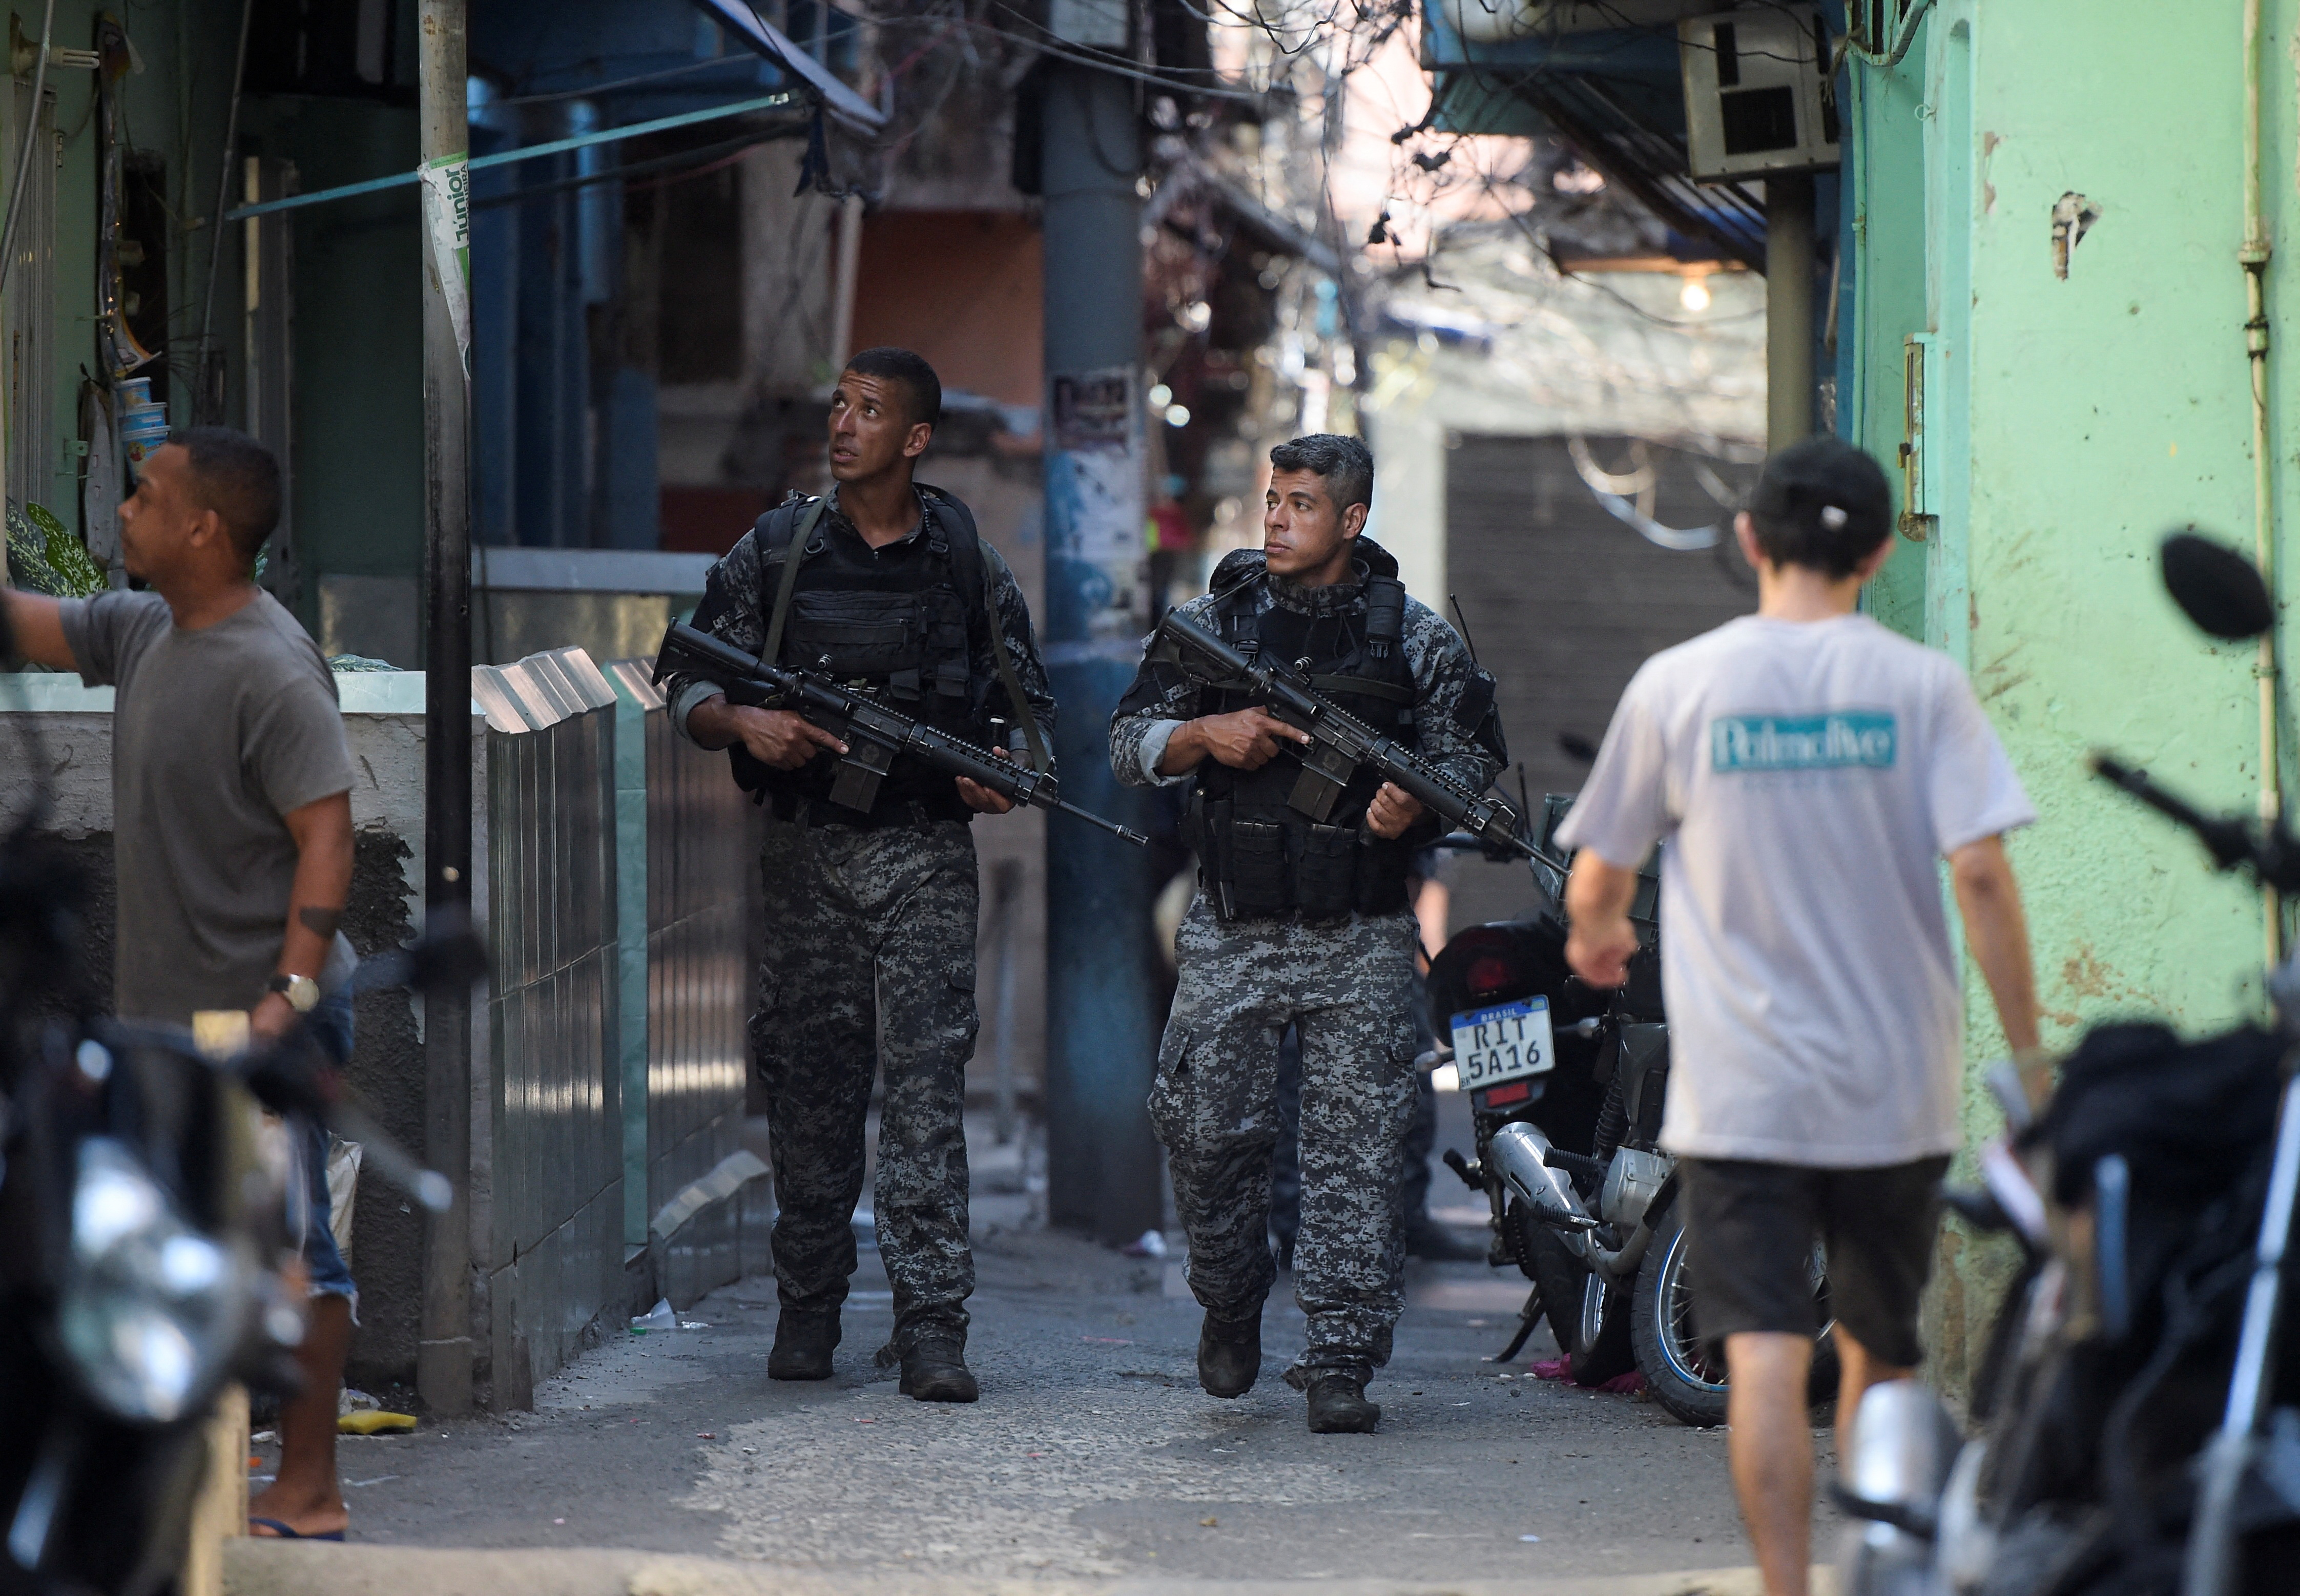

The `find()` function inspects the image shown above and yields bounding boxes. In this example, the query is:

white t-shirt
[1554,613,2035,1167]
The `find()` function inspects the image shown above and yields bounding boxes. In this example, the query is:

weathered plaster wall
[1846,0,2299,1388]
[3,673,490,1390]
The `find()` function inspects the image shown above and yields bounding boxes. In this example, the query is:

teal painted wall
[2,3,423,634]
[1846,0,2296,1384]
[242,97,425,598]
[14,1,243,519]
[1842,12,1932,641]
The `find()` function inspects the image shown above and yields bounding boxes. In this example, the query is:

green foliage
[5,502,106,598]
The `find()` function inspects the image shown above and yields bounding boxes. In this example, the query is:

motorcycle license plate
[1449,997,1556,1090]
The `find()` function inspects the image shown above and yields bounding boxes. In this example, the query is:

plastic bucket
[121,403,169,467]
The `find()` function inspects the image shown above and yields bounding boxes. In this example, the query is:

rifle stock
[653,620,1147,846]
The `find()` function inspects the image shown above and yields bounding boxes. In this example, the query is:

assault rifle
[653,619,1148,845]
[1158,609,1553,865]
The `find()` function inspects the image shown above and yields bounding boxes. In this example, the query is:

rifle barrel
[1055,800,1150,846]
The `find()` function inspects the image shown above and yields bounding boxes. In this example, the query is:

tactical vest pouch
[1229,821,1291,918]
[1353,835,1412,917]
[784,590,918,676]
[1294,824,1360,920]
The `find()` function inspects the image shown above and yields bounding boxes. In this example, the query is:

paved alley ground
[259,1110,1833,1588]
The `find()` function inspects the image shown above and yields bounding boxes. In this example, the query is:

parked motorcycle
[1838,532,2300,1596]
[0,626,473,1595]
[1424,794,1835,1424]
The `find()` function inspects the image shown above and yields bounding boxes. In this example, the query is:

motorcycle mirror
[1558,732,1598,766]
[2163,531,2274,640]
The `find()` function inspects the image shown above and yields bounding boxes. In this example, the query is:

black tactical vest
[1183,544,1422,920]
[732,490,993,825]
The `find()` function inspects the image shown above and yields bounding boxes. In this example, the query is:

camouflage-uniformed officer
[1110,433,1505,1433]
[665,347,1055,1403]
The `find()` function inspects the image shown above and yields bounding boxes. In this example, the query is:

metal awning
[1419,13,1766,272]
[687,0,886,130]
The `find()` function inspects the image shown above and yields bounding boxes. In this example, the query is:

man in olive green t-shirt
[4,428,359,1541]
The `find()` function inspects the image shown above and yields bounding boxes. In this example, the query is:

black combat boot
[1198,1309,1262,1398]
[1403,1215,1487,1262]
[899,1335,980,1403]
[1304,1372,1380,1434]
[768,1309,840,1381]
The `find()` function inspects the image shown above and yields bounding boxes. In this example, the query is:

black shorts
[1678,1154,1951,1370]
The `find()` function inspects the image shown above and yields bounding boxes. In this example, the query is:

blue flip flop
[248,1517,346,1542]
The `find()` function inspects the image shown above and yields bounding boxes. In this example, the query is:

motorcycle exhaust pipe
[1487,1122,1596,1260]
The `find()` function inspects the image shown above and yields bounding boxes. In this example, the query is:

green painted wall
[1846,0,2297,1385]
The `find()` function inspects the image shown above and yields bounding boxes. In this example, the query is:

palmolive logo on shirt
[1709,711,1898,773]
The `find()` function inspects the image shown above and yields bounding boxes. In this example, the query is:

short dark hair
[1747,436,1893,578]
[843,346,941,428]
[1268,433,1374,514]
[173,426,281,562]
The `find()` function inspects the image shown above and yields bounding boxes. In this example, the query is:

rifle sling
[760,495,830,674]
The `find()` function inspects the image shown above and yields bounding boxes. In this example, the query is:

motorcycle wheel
[1631,1201,1839,1427]
[1518,1207,1635,1385]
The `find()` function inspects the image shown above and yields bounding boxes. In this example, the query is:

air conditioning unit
[1679,9,1839,181]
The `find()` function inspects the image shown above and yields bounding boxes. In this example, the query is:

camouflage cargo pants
[752,814,979,1356]
[1150,895,1420,1380]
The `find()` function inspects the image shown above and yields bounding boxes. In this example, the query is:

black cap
[1751,436,1892,546]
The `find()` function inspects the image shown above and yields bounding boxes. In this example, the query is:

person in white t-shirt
[1556,437,2041,1596]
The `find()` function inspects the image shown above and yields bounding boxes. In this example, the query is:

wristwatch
[267,972,322,1013]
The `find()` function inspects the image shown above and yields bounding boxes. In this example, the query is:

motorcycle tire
[1631,1200,1840,1427]
[1517,1206,1635,1386]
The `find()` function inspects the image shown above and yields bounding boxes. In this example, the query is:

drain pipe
[2243,0,2281,967]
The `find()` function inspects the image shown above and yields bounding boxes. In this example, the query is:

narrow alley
[240,1124,1788,1589]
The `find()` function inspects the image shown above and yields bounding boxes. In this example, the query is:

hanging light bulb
[1680,273,1712,313]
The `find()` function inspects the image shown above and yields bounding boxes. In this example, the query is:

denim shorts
[292,990,358,1309]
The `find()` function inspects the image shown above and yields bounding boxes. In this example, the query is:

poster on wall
[1045,366,1145,651]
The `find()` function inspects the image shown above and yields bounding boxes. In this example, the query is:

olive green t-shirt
[60,588,356,1026]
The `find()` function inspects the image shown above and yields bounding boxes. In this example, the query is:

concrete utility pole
[1040,62,1164,1246]
[417,0,474,1416]
[1765,172,1816,452]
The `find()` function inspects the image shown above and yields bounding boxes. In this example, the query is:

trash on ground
[1200,1516,1219,1527]
[1121,1229,1168,1258]
[250,1429,277,1444]
[1520,1534,1541,1543]
[338,1410,418,1436]
[339,1388,381,1414]
[696,1432,717,1439]
[678,1320,711,1330]
[1529,1357,1571,1381]
[1596,1371,1646,1396]
[630,1298,676,1332]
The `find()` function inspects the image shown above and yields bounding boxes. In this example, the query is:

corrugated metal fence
[468,650,625,1406]
[466,648,760,1407]
[604,661,764,1307]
